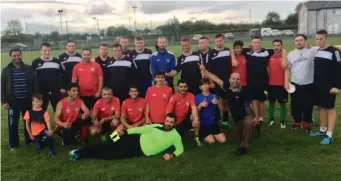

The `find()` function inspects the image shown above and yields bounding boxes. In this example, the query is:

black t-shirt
[223,83,253,122]
[130,48,153,81]
[94,56,111,72]
[242,48,274,87]
[31,57,62,92]
[58,53,82,89]
[314,46,341,90]
[175,52,202,89]
[207,48,232,82]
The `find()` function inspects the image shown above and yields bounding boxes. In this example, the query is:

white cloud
[1,0,299,33]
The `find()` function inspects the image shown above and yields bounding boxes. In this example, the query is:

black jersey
[130,48,153,81]
[175,52,202,94]
[31,57,62,92]
[223,83,253,122]
[314,46,341,89]
[198,49,212,66]
[242,48,274,87]
[58,53,82,89]
[94,56,111,72]
[123,49,133,58]
[104,56,138,101]
[208,48,232,82]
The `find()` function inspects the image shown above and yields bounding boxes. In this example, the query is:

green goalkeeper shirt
[127,124,184,157]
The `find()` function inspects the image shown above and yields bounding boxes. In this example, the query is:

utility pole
[97,18,99,33]
[132,6,137,33]
[128,17,131,30]
[249,9,251,33]
[58,9,63,49]
[92,17,96,34]
[65,20,68,34]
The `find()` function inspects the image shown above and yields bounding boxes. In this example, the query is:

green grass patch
[1,38,341,181]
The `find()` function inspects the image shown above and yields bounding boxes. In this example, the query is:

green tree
[3,19,23,36]
[263,11,282,26]
[106,26,115,36]
[50,31,60,41]
[100,29,105,36]
[285,13,298,25]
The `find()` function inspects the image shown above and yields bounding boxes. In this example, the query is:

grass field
[1,38,341,181]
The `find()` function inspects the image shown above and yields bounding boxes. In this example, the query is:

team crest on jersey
[111,106,115,110]
[66,108,71,113]
[38,63,42,67]
[163,93,167,98]
[166,59,170,63]
[75,107,79,111]
[138,108,142,112]
[213,53,217,56]
[91,67,95,72]
[185,101,189,106]
[157,59,160,62]
[152,94,156,96]
[101,108,106,111]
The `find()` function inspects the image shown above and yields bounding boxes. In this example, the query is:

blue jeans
[34,129,55,152]
[8,99,31,148]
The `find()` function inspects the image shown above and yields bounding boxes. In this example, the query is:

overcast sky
[1,0,300,34]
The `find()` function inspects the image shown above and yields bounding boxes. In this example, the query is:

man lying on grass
[69,113,183,161]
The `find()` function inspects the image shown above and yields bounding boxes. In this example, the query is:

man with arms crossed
[116,85,146,132]
[285,34,317,132]
[31,42,62,111]
[59,40,82,93]
[231,41,247,90]
[54,83,90,145]
[105,44,138,103]
[166,79,202,146]
[130,36,153,97]
[200,65,257,156]
[72,48,103,109]
[150,37,176,89]
[145,71,173,124]
[195,78,226,144]
[69,113,183,161]
[90,87,120,137]
[310,30,341,144]
[267,40,288,128]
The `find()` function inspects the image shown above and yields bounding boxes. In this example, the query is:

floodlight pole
[58,9,64,50]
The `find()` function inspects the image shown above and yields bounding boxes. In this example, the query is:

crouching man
[116,86,146,132]
[69,113,183,161]
[90,87,120,137]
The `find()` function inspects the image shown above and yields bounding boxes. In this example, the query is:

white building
[298,1,341,36]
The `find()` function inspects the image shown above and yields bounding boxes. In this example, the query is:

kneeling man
[90,87,120,137]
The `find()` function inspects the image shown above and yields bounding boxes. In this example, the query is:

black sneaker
[291,125,300,130]
[236,147,246,156]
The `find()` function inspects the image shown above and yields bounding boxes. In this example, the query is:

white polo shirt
[287,47,319,85]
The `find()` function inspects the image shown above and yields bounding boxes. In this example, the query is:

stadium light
[92,17,97,34]
[132,6,137,33]
[58,9,64,50]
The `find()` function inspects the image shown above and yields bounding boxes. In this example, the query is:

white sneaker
[268,120,275,126]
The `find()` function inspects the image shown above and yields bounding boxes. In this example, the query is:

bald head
[229,72,241,88]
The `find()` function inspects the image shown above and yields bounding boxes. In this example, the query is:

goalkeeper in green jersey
[69,113,183,161]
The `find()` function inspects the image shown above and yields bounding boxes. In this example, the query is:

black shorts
[101,121,114,133]
[80,96,97,110]
[246,85,267,101]
[315,89,336,109]
[176,116,192,137]
[199,123,222,139]
[267,85,288,103]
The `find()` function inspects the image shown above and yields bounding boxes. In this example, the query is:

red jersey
[93,97,120,119]
[145,85,173,123]
[232,54,247,86]
[121,98,146,124]
[59,98,82,124]
[72,61,103,96]
[166,92,196,125]
[268,54,284,86]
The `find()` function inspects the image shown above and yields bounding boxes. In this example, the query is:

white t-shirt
[287,47,319,85]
